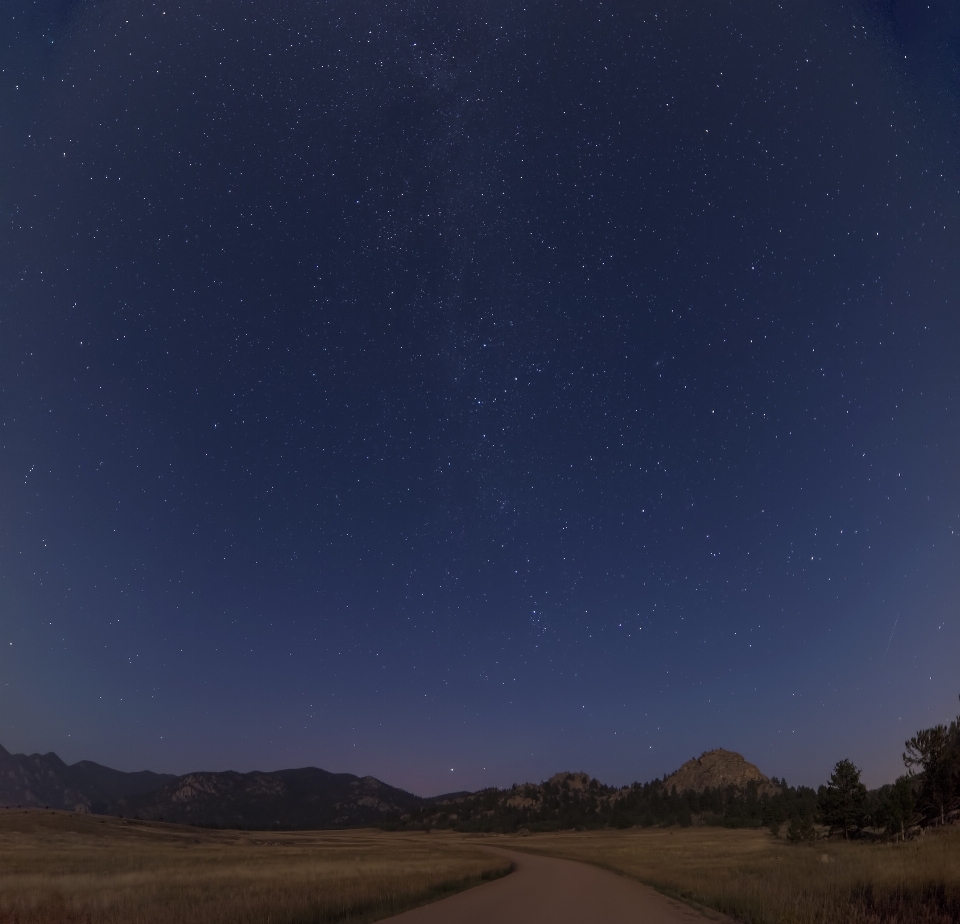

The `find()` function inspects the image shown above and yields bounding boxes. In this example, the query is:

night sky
[2,0,959,796]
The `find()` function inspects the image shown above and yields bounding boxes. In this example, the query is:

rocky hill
[662,748,777,796]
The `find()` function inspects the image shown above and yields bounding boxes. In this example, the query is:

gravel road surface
[385,848,717,923]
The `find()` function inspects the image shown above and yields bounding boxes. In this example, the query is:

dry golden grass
[498,826,960,924]
[0,810,510,924]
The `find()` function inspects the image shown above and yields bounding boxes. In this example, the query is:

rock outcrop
[662,748,777,796]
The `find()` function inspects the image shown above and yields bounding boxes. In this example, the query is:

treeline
[606,778,819,833]
[818,713,960,840]
[390,712,960,839]
[391,777,820,835]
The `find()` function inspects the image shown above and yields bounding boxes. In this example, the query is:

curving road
[386,848,717,923]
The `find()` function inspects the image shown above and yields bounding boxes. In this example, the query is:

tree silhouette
[818,759,866,838]
[903,716,960,827]
[874,775,916,841]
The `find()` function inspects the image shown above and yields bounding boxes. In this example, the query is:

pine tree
[903,716,960,827]
[818,759,866,838]
[887,775,916,841]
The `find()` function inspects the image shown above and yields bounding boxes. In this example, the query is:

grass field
[0,810,510,924]
[5,810,958,923]
[499,825,960,924]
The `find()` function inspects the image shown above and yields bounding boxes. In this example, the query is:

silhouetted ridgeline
[0,744,421,829]
[0,743,175,814]
[2,712,957,835]
[130,768,422,828]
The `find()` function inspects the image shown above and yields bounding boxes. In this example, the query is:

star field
[2,0,959,795]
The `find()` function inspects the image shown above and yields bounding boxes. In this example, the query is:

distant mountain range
[131,768,422,828]
[0,743,176,814]
[0,743,783,830]
[0,743,421,828]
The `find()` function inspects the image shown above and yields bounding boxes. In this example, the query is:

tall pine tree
[818,759,867,838]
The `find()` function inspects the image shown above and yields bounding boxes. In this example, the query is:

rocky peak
[663,748,777,795]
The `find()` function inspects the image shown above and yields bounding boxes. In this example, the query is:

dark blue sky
[2,0,958,795]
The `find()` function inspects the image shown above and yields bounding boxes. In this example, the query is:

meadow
[500,825,960,924]
[4,809,958,924]
[0,810,510,924]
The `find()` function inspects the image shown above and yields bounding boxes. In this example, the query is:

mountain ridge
[129,766,422,828]
[0,744,421,829]
[0,742,785,830]
[0,743,175,814]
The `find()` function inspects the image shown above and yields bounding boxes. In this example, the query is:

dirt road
[385,848,717,923]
